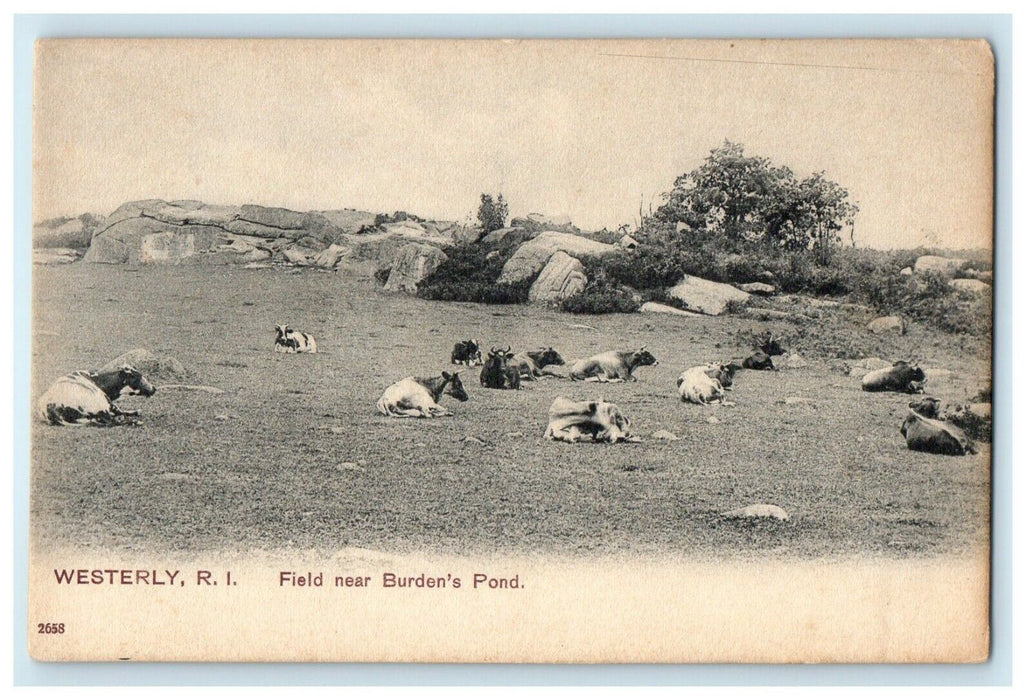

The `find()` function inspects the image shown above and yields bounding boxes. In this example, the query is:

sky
[33,39,994,250]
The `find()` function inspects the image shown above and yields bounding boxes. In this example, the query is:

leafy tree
[477,193,509,234]
[652,141,858,256]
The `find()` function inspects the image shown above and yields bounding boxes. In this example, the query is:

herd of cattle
[35,325,984,457]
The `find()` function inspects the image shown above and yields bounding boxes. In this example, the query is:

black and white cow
[451,339,483,367]
[740,350,776,371]
[275,324,317,353]
[568,347,658,382]
[376,371,469,418]
[37,366,157,426]
[543,396,635,443]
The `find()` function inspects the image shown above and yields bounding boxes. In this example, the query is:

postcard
[29,38,993,662]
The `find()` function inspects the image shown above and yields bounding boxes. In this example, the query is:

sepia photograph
[27,37,995,663]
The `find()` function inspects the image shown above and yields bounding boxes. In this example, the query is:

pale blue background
[12,13,1012,686]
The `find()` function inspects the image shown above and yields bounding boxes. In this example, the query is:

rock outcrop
[914,255,967,275]
[639,302,698,317]
[33,215,101,250]
[384,244,448,293]
[949,278,991,294]
[527,251,587,303]
[499,232,614,284]
[867,316,906,334]
[666,275,750,316]
[738,282,777,296]
[101,348,193,382]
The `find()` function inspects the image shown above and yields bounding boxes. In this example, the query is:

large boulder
[510,212,579,234]
[666,275,750,316]
[84,199,342,265]
[312,244,350,269]
[738,282,777,296]
[950,278,991,294]
[640,302,698,317]
[528,251,587,303]
[914,255,967,275]
[867,316,906,334]
[384,243,448,293]
[499,232,614,284]
[101,348,193,382]
[481,226,537,247]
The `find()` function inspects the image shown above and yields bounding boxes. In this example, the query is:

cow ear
[442,371,451,380]
[587,402,597,412]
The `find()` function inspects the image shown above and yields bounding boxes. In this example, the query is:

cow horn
[490,346,497,354]
[505,346,511,354]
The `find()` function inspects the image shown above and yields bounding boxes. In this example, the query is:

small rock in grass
[720,504,790,521]
[505,431,525,438]
[214,414,231,421]
[461,436,487,446]
[337,462,364,473]
[706,416,721,425]
[651,430,682,441]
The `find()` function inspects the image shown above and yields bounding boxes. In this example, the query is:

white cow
[677,366,725,405]
[376,372,469,418]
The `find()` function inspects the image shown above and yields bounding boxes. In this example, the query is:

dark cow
[568,347,658,382]
[451,339,483,367]
[480,347,521,390]
[37,366,157,426]
[758,331,786,357]
[861,361,925,393]
[511,347,566,381]
[377,371,469,418]
[741,351,776,371]
[900,410,977,455]
[275,324,317,353]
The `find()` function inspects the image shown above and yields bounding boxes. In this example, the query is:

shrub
[561,281,641,314]
[416,240,531,305]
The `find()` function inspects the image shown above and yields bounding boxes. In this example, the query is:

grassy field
[31,263,990,560]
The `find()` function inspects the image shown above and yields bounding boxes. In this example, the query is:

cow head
[275,325,290,342]
[117,365,156,397]
[533,346,566,367]
[909,397,942,419]
[759,331,786,357]
[632,347,658,367]
[715,363,739,388]
[441,371,469,401]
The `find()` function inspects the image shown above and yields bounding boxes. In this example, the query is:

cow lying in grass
[511,347,566,381]
[543,396,637,443]
[862,361,925,393]
[37,366,157,426]
[480,347,522,390]
[376,371,469,418]
[677,366,726,405]
[900,410,977,455]
[451,339,483,366]
[275,324,318,353]
[568,347,658,382]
